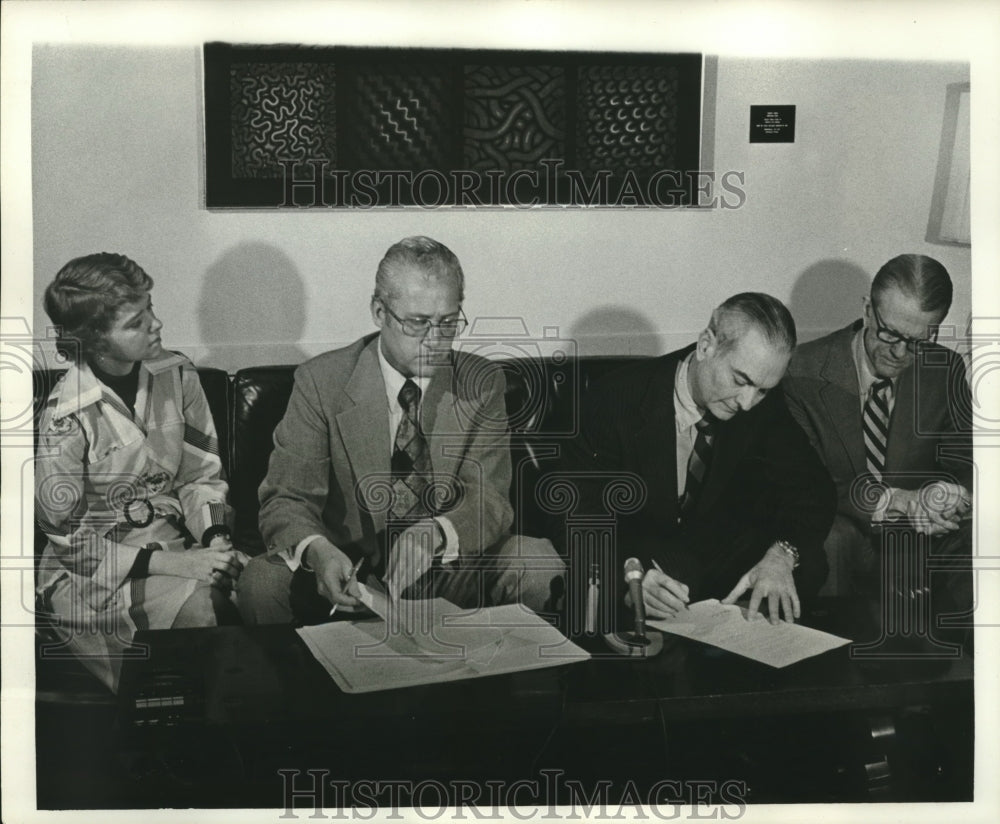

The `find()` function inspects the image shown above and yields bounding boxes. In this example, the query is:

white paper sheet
[297,598,590,693]
[646,599,851,667]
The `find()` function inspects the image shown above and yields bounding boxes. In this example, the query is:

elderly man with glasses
[239,236,563,624]
[783,255,972,625]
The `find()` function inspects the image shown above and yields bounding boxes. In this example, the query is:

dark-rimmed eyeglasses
[379,300,468,339]
[870,301,937,352]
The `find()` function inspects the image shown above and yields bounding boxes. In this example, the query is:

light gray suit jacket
[258,335,513,566]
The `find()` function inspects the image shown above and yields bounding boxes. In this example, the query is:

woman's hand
[205,536,251,589]
[150,547,248,590]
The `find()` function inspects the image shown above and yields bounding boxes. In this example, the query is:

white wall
[31,46,970,371]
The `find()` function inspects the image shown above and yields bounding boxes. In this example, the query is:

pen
[650,559,689,610]
[585,563,599,635]
[329,557,365,617]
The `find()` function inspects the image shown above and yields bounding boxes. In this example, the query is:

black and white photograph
[2,1,998,821]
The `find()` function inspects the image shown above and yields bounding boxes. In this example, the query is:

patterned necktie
[863,378,892,479]
[389,379,432,523]
[680,415,715,517]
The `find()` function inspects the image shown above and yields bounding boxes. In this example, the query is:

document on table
[296,598,590,693]
[647,599,851,667]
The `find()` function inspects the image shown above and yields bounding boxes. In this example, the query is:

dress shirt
[852,327,897,416]
[673,353,703,499]
[852,327,898,522]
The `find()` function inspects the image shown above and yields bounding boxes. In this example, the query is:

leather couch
[32,352,639,697]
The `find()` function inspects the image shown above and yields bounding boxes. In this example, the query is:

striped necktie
[389,379,432,523]
[680,415,715,518]
[863,378,892,479]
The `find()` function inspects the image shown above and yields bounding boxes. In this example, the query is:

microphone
[598,557,665,658]
[624,558,646,639]
[623,557,649,645]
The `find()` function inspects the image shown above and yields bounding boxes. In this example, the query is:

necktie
[863,378,892,479]
[680,415,715,517]
[389,379,432,523]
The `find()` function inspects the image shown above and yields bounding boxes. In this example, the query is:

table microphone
[601,558,664,658]
[624,557,648,643]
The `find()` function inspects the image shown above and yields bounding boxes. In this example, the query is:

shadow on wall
[198,243,308,369]
[567,306,662,356]
[790,259,871,342]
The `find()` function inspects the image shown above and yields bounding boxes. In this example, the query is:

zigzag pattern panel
[575,65,681,175]
[229,62,337,178]
[346,65,453,170]
[463,65,566,172]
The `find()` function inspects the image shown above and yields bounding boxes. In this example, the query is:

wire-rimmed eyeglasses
[379,300,468,339]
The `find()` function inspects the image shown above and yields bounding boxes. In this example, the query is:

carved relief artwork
[346,63,454,170]
[575,65,681,175]
[463,65,566,173]
[205,45,702,207]
[229,62,338,179]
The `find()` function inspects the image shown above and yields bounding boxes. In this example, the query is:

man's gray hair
[708,292,797,355]
[374,236,465,303]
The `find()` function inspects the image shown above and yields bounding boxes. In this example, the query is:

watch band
[775,539,800,569]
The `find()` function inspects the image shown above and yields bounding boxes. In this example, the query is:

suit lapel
[818,324,866,478]
[885,363,914,471]
[338,339,391,534]
[635,352,685,519]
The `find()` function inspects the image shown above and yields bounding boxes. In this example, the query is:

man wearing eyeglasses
[783,254,972,600]
[239,236,562,623]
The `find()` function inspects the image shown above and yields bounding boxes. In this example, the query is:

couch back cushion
[500,356,636,537]
[230,366,297,552]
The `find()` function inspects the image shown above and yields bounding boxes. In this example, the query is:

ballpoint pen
[651,558,689,610]
[329,557,364,617]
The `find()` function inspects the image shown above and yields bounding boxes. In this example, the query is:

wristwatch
[775,539,800,569]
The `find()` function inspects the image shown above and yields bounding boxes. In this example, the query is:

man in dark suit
[566,293,835,624]
[238,236,562,623]
[783,254,972,603]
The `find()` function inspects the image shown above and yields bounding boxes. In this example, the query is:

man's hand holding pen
[628,558,691,620]
[304,537,363,612]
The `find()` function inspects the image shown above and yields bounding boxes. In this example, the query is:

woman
[35,252,247,692]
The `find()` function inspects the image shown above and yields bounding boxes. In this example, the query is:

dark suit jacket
[563,344,835,601]
[258,335,513,569]
[783,321,972,532]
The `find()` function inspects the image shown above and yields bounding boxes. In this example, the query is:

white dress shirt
[851,328,898,522]
[673,353,703,500]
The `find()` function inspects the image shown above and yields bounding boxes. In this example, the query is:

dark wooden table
[102,597,975,809]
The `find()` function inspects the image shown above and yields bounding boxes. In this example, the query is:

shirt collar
[852,325,895,398]
[51,350,187,419]
[673,352,703,430]
[376,336,431,408]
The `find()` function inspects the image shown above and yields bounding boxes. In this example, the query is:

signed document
[647,599,851,667]
[297,599,589,693]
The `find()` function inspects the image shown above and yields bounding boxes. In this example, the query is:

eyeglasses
[870,301,937,352]
[379,300,468,339]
